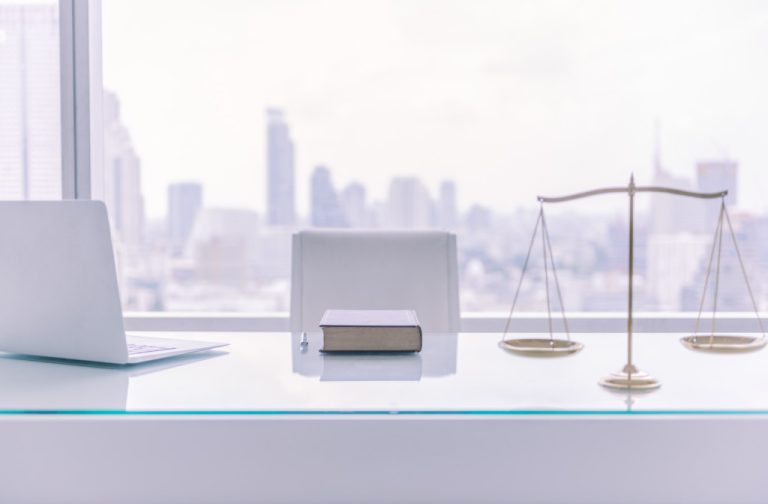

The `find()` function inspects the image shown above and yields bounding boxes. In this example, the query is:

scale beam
[637,186,728,199]
[538,185,727,204]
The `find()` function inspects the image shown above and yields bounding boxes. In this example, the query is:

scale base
[599,364,661,390]
[499,338,583,357]
[680,335,766,353]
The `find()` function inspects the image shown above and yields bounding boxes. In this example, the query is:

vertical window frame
[59,0,102,200]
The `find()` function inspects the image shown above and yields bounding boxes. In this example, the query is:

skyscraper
[697,159,738,226]
[648,122,701,234]
[341,182,368,228]
[168,182,203,256]
[437,180,458,229]
[310,165,347,228]
[103,91,145,247]
[0,5,60,200]
[266,108,295,226]
[186,208,257,288]
[385,177,434,229]
[646,233,710,310]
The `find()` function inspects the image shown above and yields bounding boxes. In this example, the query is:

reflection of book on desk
[321,353,422,381]
[319,309,422,352]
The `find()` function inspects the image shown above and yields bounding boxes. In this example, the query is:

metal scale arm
[537,184,727,203]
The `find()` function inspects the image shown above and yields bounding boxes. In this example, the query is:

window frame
[118,311,767,333]
[59,0,102,200]
[58,0,767,334]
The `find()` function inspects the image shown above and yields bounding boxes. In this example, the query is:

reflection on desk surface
[0,351,224,411]
[293,332,458,381]
[0,332,768,414]
[320,353,423,381]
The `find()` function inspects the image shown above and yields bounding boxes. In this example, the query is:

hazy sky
[101,0,768,219]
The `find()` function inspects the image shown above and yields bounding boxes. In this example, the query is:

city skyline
[154,108,739,230]
[101,0,768,219]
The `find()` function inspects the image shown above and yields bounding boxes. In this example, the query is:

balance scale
[499,175,767,390]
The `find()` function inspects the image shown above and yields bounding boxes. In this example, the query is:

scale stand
[680,201,767,352]
[503,175,742,390]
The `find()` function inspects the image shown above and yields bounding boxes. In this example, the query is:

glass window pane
[100,1,766,314]
[0,1,61,200]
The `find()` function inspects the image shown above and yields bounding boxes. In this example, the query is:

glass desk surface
[1,331,766,415]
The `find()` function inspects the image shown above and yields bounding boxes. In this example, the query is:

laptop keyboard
[128,343,176,355]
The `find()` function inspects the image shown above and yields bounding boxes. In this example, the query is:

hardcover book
[319,309,422,352]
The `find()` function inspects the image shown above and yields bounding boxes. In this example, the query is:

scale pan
[499,338,583,357]
[680,335,766,353]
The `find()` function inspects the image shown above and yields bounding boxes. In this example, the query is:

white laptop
[0,201,227,364]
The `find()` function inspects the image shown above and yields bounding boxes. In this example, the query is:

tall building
[310,165,346,228]
[186,208,257,288]
[340,182,368,228]
[385,177,434,229]
[0,5,60,200]
[697,159,738,227]
[266,108,295,226]
[645,123,710,309]
[464,204,492,230]
[646,233,710,310]
[103,91,144,247]
[168,182,203,256]
[437,180,458,229]
[648,123,701,234]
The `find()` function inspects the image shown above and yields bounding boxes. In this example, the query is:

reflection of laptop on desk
[0,351,223,411]
[0,201,226,364]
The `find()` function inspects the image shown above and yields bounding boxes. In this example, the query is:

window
[0,1,60,200]
[94,1,768,315]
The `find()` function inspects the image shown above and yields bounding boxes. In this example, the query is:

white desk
[1,332,766,503]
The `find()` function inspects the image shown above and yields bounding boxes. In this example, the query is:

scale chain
[694,202,724,338]
[502,205,571,344]
[723,205,767,338]
[693,200,766,342]
[710,202,726,344]
[541,207,554,340]
[501,209,542,342]
[541,209,571,341]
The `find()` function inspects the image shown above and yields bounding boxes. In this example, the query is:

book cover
[319,309,422,352]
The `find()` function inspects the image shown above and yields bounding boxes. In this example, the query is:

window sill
[122,312,767,334]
